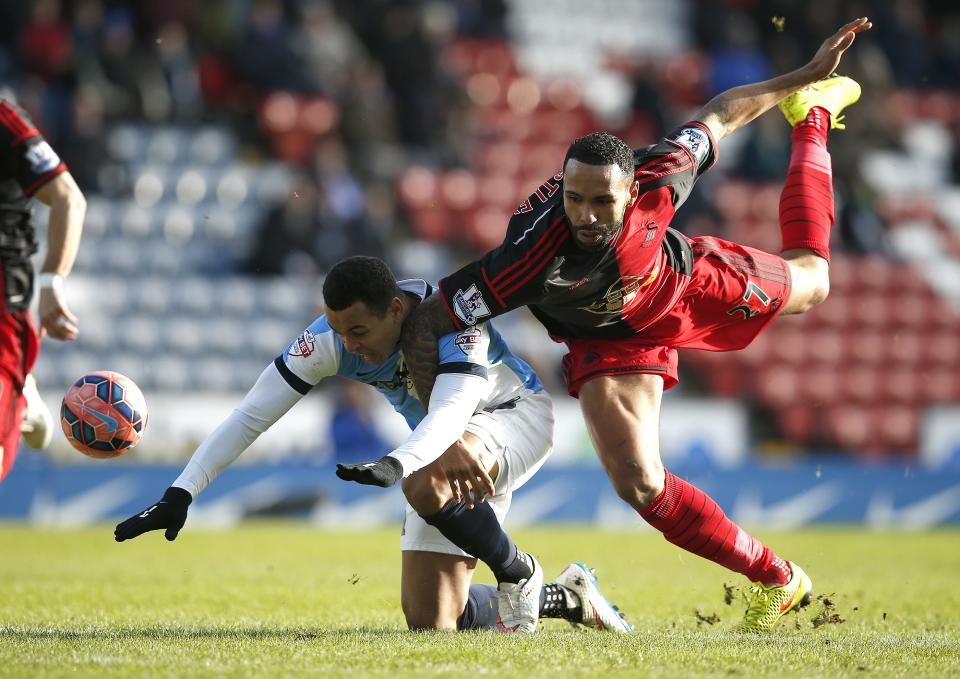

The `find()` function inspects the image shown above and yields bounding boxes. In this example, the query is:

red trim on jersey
[637,154,688,180]
[635,159,692,187]
[489,216,565,292]
[437,279,465,330]
[0,103,34,137]
[499,225,569,298]
[481,266,506,308]
[635,148,686,174]
[23,163,66,196]
[9,129,40,147]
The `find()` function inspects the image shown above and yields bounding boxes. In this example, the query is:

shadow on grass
[0,626,426,642]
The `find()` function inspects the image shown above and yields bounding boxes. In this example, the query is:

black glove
[336,456,403,488]
[114,486,193,542]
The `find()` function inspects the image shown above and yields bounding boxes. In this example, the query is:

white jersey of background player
[115,256,632,634]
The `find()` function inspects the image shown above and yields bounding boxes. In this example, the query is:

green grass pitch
[1,523,958,678]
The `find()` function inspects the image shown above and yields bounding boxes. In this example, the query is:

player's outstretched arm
[696,17,872,142]
[114,487,192,542]
[401,294,459,407]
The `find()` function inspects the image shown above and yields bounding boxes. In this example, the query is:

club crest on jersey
[455,327,482,356]
[674,127,709,165]
[578,268,659,315]
[289,330,316,357]
[25,141,61,174]
[452,284,491,326]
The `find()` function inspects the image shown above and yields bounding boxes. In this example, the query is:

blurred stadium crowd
[2,0,959,460]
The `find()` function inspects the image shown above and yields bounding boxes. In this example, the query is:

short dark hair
[563,132,635,178]
[323,256,401,316]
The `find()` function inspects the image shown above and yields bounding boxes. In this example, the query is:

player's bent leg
[579,371,800,618]
[401,550,477,631]
[578,372,666,509]
[776,77,861,316]
[402,461,457,517]
[781,250,830,315]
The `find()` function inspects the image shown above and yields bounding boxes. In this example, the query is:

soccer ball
[60,371,148,458]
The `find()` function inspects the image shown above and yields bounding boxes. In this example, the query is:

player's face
[562,160,638,251]
[326,298,404,365]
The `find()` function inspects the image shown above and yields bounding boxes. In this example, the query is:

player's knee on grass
[782,250,831,314]
[400,582,462,631]
[402,463,453,516]
[401,597,460,631]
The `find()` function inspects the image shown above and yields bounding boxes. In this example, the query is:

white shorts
[399,391,553,557]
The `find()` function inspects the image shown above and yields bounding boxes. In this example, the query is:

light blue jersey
[276,280,543,429]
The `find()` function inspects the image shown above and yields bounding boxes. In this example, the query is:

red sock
[779,106,834,262]
[639,470,791,586]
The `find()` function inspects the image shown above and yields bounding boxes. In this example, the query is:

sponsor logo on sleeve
[289,330,316,357]
[674,127,709,165]
[454,327,482,356]
[452,284,491,326]
[25,141,61,174]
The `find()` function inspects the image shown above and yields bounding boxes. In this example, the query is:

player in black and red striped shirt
[0,97,87,481]
[398,19,872,632]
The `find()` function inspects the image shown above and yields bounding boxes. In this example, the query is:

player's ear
[388,296,404,321]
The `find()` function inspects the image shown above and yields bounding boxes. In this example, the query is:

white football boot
[496,552,543,633]
[554,562,634,633]
[20,373,53,450]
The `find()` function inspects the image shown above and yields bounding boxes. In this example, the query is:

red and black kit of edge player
[0,99,67,480]
[438,121,792,397]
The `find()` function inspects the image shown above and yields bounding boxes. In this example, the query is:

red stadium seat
[440,169,478,212]
[845,329,888,365]
[408,206,450,243]
[754,365,799,409]
[887,331,923,367]
[824,405,874,453]
[827,255,856,293]
[397,167,438,210]
[874,405,920,452]
[881,367,922,405]
[925,331,960,366]
[480,141,523,176]
[918,368,960,402]
[842,365,881,404]
[478,176,523,210]
[799,366,842,407]
[466,206,509,252]
[766,326,808,365]
[778,406,816,444]
[806,329,844,365]
[801,290,839,328]
[850,292,890,329]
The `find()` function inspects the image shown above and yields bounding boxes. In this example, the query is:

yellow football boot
[779,75,861,130]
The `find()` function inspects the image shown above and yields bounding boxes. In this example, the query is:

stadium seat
[842,365,881,404]
[754,365,798,409]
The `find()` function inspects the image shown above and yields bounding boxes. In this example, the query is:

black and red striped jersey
[0,99,66,204]
[0,99,67,311]
[438,121,718,340]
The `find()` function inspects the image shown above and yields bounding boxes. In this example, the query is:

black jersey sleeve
[0,100,66,196]
[633,120,717,209]
[438,174,569,330]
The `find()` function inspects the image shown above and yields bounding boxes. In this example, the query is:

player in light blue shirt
[116,256,631,634]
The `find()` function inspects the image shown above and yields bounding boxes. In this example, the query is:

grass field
[1,523,958,678]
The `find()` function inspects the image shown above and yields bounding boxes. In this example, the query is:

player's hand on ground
[336,456,404,487]
[38,287,79,340]
[804,17,872,80]
[438,437,495,509]
[114,487,192,542]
